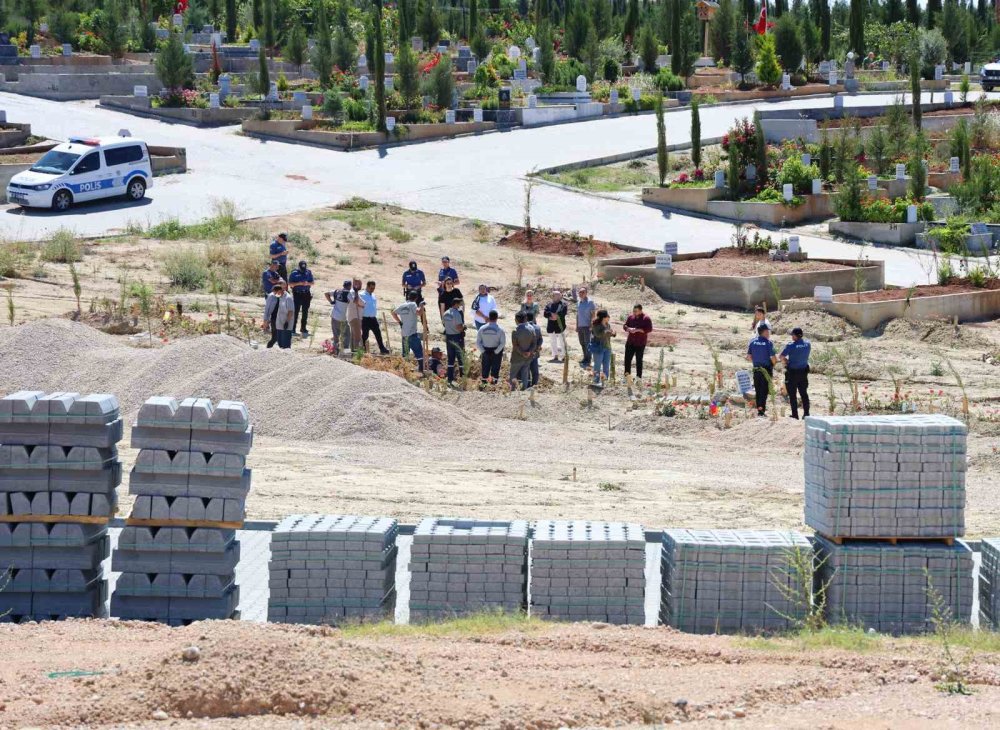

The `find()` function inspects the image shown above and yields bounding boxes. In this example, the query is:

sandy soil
[3,619,1000,729]
[832,284,983,302]
[673,249,851,277]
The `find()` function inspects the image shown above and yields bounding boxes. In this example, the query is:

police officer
[780,326,812,419]
[261,260,280,300]
[288,259,314,337]
[746,323,777,417]
[270,232,289,282]
[402,260,426,304]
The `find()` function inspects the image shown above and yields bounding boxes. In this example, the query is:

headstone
[844,58,855,79]
[896,163,906,180]
[118,128,130,137]
[819,60,830,75]
[525,36,536,51]
[964,61,971,75]
[499,87,511,109]
[437,44,448,54]
[970,222,988,235]
[906,204,917,223]
[881,61,889,71]
[267,82,279,101]
[812,178,822,195]
[209,93,220,109]
[527,94,537,108]
[134,85,148,97]
[950,157,960,173]
[29,44,40,59]
[359,75,369,91]
[631,87,641,102]
[301,104,312,120]
[384,52,394,65]
[508,45,521,60]
[203,24,214,33]
[934,65,943,81]
[610,88,619,105]
[358,53,367,69]
[829,69,838,86]
[249,39,260,52]
[211,32,222,48]
[813,286,833,303]
[787,236,800,253]
[39,22,48,33]
[467,60,477,75]
[183,44,191,54]
[532,47,541,65]
[746,163,757,180]
[802,153,811,166]
[714,170,725,188]
[384,75,393,91]
[219,74,231,95]
[513,67,527,81]
[782,184,794,202]
[445,109,456,124]
[173,13,183,27]
[867,175,877,191]
[833,94,843,109]
[654,254,673,270]
[155,28,169,40]
[473,107,483,123]
[944,90,953,107]
[62,43,72,56]
[663,242,678,255]
[386,116,396,131]
[576,75,587,93]
[411,36,423,52]
[292,91,306,105]
[781,73,791,90]
[921,159,928,170]
[735,370,753,395]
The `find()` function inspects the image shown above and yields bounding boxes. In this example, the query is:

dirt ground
[672,248,851,276]
[3,619,1000,729]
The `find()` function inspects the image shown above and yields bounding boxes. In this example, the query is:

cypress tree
[910,52,922,129]
[670,0,682,74]
[469,0,478,40]
[926,0,942,27]
[691,98,701,169]
[848,0,864,55]
[655,92,668,186]
[374,1,387,132]
[225,0,237,44]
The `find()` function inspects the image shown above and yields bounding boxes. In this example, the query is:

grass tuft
[339,610,544,639]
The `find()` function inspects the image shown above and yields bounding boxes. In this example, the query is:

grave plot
[111,396,252,625]
[409,518,528,621]
[0,391,123,622]
[804,414,973,633]
[268,514,398,625]
[530,520,645,625]
[659,529,812,634]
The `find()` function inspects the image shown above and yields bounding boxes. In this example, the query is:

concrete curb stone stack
[0,391,122,621]
[979,538,1000,630]
[805,415,973,633]
[268,514,398,624]
[530,520,645,625]
[409,518,528,621]
[111,397,252,624]
[660,529,813,634]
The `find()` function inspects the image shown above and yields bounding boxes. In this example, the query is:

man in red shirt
[623,304,653,380]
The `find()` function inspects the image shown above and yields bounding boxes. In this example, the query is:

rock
[152,709,169,721]
[181,646,201,662]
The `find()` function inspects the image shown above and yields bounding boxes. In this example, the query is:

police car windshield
[30,150,81,175]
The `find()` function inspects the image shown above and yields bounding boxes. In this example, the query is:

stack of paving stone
[409,518,528,621]
[659,529,813,634]
[268,514,397,625]
[805,415,973,633]
[979,538,1000,630]
[111,397,252,624]
[530,520,645,625]
[804,414,967,538]
[0,390,122,621]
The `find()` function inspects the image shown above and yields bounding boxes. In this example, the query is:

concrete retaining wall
[0,162,31,202]
[641,185,724,212]
[785,288,1000,330]
[100,95,258,127]
[828,220,926,245]
[148,145,187,176]
[916,231,993,255]
[0,71,162,100]
[597,251,884,310]
[0,123,30,148]
[762,118,818,143]
[705,196,836,226]
[692,84,845,102]
[242,118,496,150]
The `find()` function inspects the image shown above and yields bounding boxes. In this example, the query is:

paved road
[0,90,995,285]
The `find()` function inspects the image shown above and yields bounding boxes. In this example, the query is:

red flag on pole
[752,6,768,34]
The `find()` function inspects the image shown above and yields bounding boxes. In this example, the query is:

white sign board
[301,104,313,120]
[654,254,673,270]
[386,116,396,131]
[735,370,753,395]
[663,242,678,256]
[813,286,834,303]
[473,107,483,123]
[134,85,148,97]
[209,92,220,109]
[787,236,800,254]
[895,163,906,180]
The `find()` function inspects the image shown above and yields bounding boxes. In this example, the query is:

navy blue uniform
[261,268,280,298]
[402,268,426,303]
[781,338,812,419]
[288,267,314,334]
[748,336,775,415]
[270,239,288,281]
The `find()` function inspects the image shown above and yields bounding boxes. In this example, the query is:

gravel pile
[0,319,476,444]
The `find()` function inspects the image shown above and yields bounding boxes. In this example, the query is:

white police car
[982,61,1000,93]
[7,135,152,211]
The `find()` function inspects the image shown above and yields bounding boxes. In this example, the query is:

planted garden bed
[242,117,495,150]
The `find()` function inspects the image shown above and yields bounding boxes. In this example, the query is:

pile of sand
[0,319,476,443]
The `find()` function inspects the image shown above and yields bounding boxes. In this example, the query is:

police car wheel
[127,178,146,201]
[51,190,72,211]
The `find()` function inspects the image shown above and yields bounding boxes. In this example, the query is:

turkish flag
[752,6,768,34]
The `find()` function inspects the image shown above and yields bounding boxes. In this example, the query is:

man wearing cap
[324,279,354,355]
[476,309,506,386]
[402,260,426,304]
[261,260,280,300]
[746,323,777,417]
[575,286,596,367]
[780,327,812,419]
[427,347,445,377]
[288,260,314,337]
[263,280,295,349]
[270,232,290,282]
[442,297,466,383]
[471,283,498,331]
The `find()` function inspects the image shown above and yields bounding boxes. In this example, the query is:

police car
[7,135,152,211]
[982,61,1000,93]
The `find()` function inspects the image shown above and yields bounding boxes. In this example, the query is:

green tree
[926,0,941,27]
[566,2,591,58]
[940,0,967,62]
[677,3,698,78]
[311,1,334,86]
[584,24,600,79]
[252,0,262,31]
[773,13,803,71]
[262,0,275,52]
[623,0,640,43]
[258,46,270,97]
[657,0,672,45]
[950,118,971,180]
[141,13,157,52]
[820,0,831,56]
[425,54,455,107]
[655,92,668,185]
[753,109,767,186]
[284,21,307,70]
[835,162,864,221]
[471,27,490,59]
[592,0,611,38]
[906,0,919,25]
[334,25,357,71]
[155,31,195,90]
[419,0,442,47]
[638,23,658,70]
[886,0,904,24]
[468,0,478,40]
[848,0,865,55]
[538,21,555,81]
[710,0,736,64]
[400,0,417,42]
[908,136,927,200]
[225,0,237,43]
[670,0,683,74]
[690,97,701,169]
[101,0,127,60]
[910,51,921,129]
[755,33,782,86]
[727,139,740,196]
[802,13,821,63]
[397,43,419,108]
[731,27,754,80]
[374,0,387,132]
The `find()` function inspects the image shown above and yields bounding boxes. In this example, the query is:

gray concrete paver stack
[409,518,528,621]
[660,529,812,634]
[111,396,252,624]
[979,538,1000,630]
[268,514,398,624]
[530,520,645,625]
[0,391,122,621]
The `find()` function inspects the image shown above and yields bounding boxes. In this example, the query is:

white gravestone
[964,61,971,74]
[445,109,456,124]
[525,37,536,51]
[249,39,260,52]
[211,33,222,47]
[173,13,183,27]
[610,88,619,105]
[868,175,877,191]
[783,184,794,202]
[833,94,843,109]
[384,52,393,65]
[576,75,587,92]
[631,87,641,101]
[384,75,393,91]
[934,65,943,81]
[944,90,953,106]
[829,69,838,86]
[896,163,906,180]
[386,116,396,131]
[411,37,423,52]
[219,75,231,95]
[359,75,369,91]
[473,107,483,123]
[787,236,800,253]
[358,53,367,68]
[527,94,537,108]
[39,22,48,32]
[532,47,541,64]
[508,45,521,60]
[813,286,833,303]
[950,157,960,173]
[812,178,822,194]
[267,82,279,101]
[735,370,753,395]
[746,163,757,181]
[881,61,889,71]
[781,73,791,91]
[663,242,678,255]
[906,205,918,223]
[62,43,72,56]
[292,91,306,105]
[134,85,148,97]
[301,104,312,120]
[208,92,220,109]
[714,170,725,188]
[654,254,673,270]
[30,45,40,59]
[801,153,811,166]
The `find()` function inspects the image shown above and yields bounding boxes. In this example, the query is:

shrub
[155,31,194,90]
[602,57,619,83]
[322,90,344,120]
[777,156,819,195]
[344,98,367,122]
[773,14,803,72]
[835,164,864,221]
[424,55,455,109]
[161,249,209,290]
[924,218,971,255]
[755,33,782,87]
[655,67,684,91]
[41,229,82,263]
[474,63,499,88]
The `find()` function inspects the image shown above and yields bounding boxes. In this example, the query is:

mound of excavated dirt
[770,309,859,342]
[0,319,476,443]
[877,318,992,349]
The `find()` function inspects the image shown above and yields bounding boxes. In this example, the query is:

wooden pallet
[0,514,113,525]
[125,517,244,530]
[818,533,955,546]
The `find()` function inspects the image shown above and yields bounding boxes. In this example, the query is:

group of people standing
[746,306,812,420]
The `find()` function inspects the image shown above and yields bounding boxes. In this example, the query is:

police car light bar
[68,137,101,145]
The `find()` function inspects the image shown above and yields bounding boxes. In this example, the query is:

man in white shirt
[470,283,499,330]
